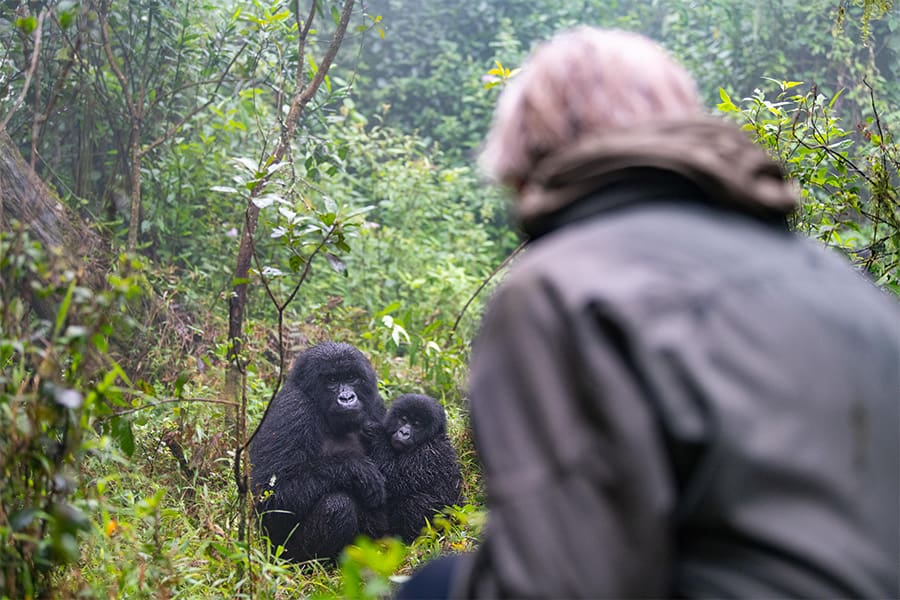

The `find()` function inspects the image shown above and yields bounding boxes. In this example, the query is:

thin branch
[864,78,889,179]
[229,0,358,546]
[450,240,526,338]
[98,0,135,117]
[242,223,338,456]
[102,396,239,418]
[136,3,154,118]
[279,0,355,160]
[791,94,876,188]
[34,12,83,149]
[295,0,317,93]
[0,9,47,131]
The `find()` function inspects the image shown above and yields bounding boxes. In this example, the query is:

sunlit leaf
[210,185,239,194]
[252,194,277,209]
[716,87,739,113]
[234,156,258,173]
[376,302,401,317]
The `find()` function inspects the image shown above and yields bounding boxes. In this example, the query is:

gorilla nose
[397,425,411,440]
[338,391,357,406]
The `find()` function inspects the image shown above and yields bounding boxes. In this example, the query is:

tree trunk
[0,127,109,319]
[0,127,198,382]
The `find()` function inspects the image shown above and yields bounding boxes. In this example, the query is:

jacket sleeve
[453,272,675,599]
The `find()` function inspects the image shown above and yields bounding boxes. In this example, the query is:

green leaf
[53,279,77,339]
[252,194,276,209]
[716,87,738,113]
[828,88,845,109]
[234,157,258,173]
[59,8,76,29]
[174,372,189,398]
[10,508,40,531]
[110,416,135,457]
[376,302,401,317]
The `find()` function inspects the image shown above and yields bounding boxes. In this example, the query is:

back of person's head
[480,27,702,189]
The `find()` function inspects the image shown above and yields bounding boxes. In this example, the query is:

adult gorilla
[250,342,387,562]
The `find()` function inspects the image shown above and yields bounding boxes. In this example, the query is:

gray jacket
[452,120,900,598]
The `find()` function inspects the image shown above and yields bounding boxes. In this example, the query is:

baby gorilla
[370,394,462,543]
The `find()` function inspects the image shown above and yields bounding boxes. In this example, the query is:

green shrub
[718,79,899,293]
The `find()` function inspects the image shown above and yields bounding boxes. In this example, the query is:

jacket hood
[515,117,798,235]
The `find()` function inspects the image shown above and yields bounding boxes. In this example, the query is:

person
[398,26,900,599]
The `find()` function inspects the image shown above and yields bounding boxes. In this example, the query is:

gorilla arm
[320,434,387,509]
[257,433,386,518]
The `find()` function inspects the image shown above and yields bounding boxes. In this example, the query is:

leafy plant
[718,79,899,292]
[0,229,145,597]
[333,536,408,600]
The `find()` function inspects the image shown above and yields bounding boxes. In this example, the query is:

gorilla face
[389,412,419,451]
[287,342,385,435]
[321,371,366,431]
[384,394,446,452]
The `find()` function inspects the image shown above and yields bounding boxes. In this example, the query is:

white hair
[479,27,702,188]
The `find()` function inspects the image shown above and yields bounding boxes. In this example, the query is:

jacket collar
[515,117,798,238]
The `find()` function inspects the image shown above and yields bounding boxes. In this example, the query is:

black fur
[250,342,388,562]
[370,394,462,542]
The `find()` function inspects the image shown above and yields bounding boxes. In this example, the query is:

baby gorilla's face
[383,394,446,453]
[387,410,422,451]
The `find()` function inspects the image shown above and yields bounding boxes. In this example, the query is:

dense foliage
[0,0,896,597]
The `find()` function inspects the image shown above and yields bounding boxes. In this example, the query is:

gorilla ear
[433,412,447,436]
[430,402,448,435]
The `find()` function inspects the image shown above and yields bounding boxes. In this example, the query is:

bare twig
[33,11,83,150]
[103,396,238,418]
[98,0,135,115]
[791,92,876,188]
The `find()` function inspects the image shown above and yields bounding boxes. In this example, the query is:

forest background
[0,0,897,597]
